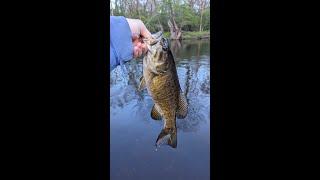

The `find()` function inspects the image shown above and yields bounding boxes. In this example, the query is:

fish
[139,31,188,148]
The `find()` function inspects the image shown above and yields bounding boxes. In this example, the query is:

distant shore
[163,31,210,40]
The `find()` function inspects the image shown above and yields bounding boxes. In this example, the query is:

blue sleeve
[110,16,133,71]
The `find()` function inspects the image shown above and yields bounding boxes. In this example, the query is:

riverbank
[163,31,210,40]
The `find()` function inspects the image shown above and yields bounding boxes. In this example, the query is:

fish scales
[146,53,179,128]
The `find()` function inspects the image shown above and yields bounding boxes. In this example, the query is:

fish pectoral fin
[151,104,162,120]
[176,92,188,119]
[156,128,177,148]
[138,76,146,91]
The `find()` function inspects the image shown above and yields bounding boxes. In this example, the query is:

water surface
[110,39,210,180]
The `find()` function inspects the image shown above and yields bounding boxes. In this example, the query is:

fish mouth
[155,67,168,74]
[147,59,168,75]
[150,67,165,75]
[150,64,168,75]
[144,32,170,75]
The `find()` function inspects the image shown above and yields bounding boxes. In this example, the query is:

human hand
[126,18,152,58]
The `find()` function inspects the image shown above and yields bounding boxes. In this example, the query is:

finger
[139,21,152,39]
[141,43,148,54]
[133,46,139,58]
[138,49,142,57]
[132,34,140,41]
[134,49,142,58]
[136,41,142,48]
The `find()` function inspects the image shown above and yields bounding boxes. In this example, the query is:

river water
[110,39,210,180]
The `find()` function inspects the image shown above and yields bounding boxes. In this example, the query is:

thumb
[137,21,152,39]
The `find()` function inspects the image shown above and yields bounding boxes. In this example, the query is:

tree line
[110,0,210,39]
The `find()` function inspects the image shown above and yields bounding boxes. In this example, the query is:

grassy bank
[163,31,210,40]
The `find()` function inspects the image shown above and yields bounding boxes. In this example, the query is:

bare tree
[136,0,141,19]
[152,0,164,32]
[110,0,114,15]
[186,0,196,8]
[198,0,209,32]
[167,0,182,39]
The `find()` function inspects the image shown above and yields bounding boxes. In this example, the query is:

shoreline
[163,31,210,40]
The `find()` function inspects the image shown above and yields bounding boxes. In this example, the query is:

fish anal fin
[151,104,162,120]
[176,92,188,119]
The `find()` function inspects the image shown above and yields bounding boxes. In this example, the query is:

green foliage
[174,4,200,31]
[163,32,170,38]
[202,8,210,31]
[162,31,209,39]
[182,31,210,39]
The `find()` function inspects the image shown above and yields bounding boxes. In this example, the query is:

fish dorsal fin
[176,92,188,119]
[138,76,146,91]
[151,104,162,120]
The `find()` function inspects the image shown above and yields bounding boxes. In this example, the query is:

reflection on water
[110,39,210,180]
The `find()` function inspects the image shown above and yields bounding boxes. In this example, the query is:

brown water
[110,39,210,180]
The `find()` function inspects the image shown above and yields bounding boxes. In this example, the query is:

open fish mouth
[149,66,166,75]
[155,65,168,74]
[148,61,168,75]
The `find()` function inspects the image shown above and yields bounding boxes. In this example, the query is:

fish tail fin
[155,127,177,148]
